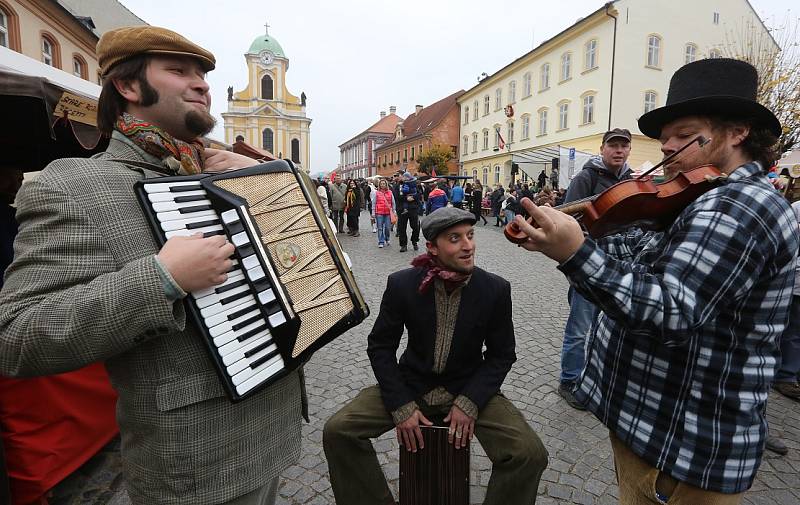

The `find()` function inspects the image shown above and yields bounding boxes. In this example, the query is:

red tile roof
[339,113,404,147]
[379,90,464,149]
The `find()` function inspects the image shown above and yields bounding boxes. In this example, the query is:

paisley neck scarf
[115,112,204,175]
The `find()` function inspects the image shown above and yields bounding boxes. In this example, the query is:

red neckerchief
[411,253,470,294]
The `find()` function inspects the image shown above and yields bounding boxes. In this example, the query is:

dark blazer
[367,266,516,413]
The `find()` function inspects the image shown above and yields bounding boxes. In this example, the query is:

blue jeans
[560,287,598,384]
[375,214,390,245]
[504,209,515,225]
[777,295,800,383]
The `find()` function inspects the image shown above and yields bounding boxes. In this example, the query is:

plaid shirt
[559,162,798,493]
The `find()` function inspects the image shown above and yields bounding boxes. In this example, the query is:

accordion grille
[213,173,353,357]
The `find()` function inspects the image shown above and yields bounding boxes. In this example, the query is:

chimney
[415,105,423,115]
[380,110,386,118]
[389,105,397,114]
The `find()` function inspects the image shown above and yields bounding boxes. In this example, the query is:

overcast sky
[118,0,795,175]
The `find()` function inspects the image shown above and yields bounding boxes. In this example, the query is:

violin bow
[637,135,710,179]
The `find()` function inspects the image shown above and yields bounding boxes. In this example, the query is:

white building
[458,0,777,189]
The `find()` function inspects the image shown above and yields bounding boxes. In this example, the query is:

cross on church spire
[264,21,270,36]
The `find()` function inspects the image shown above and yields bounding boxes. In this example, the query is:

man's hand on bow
[444,405,474,450]
[395,410,433,453]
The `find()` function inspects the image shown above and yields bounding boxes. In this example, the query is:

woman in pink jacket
[371,179,396,248]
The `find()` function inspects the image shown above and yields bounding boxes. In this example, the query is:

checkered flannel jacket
[559,162,798,493]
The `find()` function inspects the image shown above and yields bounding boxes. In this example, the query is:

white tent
[512,145,595,189]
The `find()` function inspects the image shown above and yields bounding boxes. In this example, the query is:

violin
[504,137,727,242]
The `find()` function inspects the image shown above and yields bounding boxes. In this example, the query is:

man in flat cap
[323,207,548,505]
[0,26,301,505]
[515,58,796,503]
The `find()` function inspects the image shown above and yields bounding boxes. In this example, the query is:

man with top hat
[514,58,796,504]
[323,207,548,505]
[0,26,303,505]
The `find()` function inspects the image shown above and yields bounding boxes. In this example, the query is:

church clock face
[259,52,274,65]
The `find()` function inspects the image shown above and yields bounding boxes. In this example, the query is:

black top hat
[638,58,781,139]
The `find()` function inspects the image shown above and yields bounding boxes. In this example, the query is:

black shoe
[774,381,800,401]
[558,383,586,411]
[399,246,407,252]
[765,435,788,455]
[412,243,419,251]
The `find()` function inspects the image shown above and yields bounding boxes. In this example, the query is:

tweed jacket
[0,133,303,505]
[367,266,516,413]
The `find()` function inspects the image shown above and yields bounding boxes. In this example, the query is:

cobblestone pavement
[52,213,800,505]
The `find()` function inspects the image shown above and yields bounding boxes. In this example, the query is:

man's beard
[185,109,216,137]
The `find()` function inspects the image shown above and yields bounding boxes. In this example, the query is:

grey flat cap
[421,207,477,241]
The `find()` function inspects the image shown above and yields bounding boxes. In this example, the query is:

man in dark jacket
[557,128,632,410]
[323,207,548,505]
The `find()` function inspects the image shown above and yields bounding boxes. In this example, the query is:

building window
[463,136,469,155]
[482,167,488,185]
[261,74,274,99]
[493,125,501,148]
[42,35,55,66]
[685,43,697,63]
[708,48,722,59]
[473,100,478,120]
[482,129,489,150]
[582,94,595,124]
[404,148,408,162]
[507,121,514,143]
[472,132,478,152]
[713,12,720,24]
[72,56,86,79]
[419,144,423,155]
[508,80,516,103]
[262,128,274,153]
[523,72,532,97]
[495,88,502,110]
[521,115,530,140]
[0,9,7,48]
[291,139,300,163]
[538,109,548,136]
[558,102,569,130]
[644,90,657,113]
[647,35,661,68]
[560,52,571,81]
[411,146,415,160]
[585,39,598,70]
[494,165,501,184]
[540,63,550,90]
[0,4,19,51]
[464,107,469,124]
[472,168,478,181]
[483,95,490,115]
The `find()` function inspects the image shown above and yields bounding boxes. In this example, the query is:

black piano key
[220,290,250,305]
[215,279,247,294]
[169,184,202,192]
[186,219,221,230]
[227,303,257,321]
[231,313,263,331]
[238,244,255,257]
[174,194,207,203]
[244,340,276,360]
[179,204,213,214]
[226,222,245,235]
[248,348,281,368]
[203,230,226,238]
[252,278,273,292]
[265,302,282,315]
[236,323,268,343]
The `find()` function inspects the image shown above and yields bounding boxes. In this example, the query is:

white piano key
[199,291,254,318]
[242,255,260,270]
[192,271,245,300]
[258,288,276,305]
[227,342,279,378]
[159,214,221,232]
[143,181,202,193]
[208,308,261,338]
[268,311,287,327]
[147,189,207,202]
[151,199,213,212]
[219,330,271,362]
[213,319,268,347]
[247,265,265,282]
[235,356,285,395]
[231,231,249,246]
[196,283,250,310]
[164,224,224,239]
[156,208,217,223]
[201,298,254,328]
[221,209,240,224]
[230,346,282,386]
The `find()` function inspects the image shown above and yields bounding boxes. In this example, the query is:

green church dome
[247,33,286,58]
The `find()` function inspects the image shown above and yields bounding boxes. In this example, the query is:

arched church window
[291,139,300,163]
[262,128,274,153]
[261,74,273,100]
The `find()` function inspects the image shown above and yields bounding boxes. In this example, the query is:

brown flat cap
[97,26,215,76]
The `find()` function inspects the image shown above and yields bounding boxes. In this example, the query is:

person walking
[344,179,362,237]
[470,181,488,225]
[397,172,421,252]
[426,183,449,214]
[490,185,505,227]
[503,188,519,226]
[371,179,396,248]
[329,174,347,233]
[450,182,465,209]
[537,169,547,191]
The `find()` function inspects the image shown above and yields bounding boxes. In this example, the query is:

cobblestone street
[53,214,800,505]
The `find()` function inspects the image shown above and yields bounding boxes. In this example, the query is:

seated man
[323,207,548,505]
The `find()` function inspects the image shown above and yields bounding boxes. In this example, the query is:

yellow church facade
[222,29,312,172]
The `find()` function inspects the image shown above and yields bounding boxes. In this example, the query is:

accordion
[135,160,368,401]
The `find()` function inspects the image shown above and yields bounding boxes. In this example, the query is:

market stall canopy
[0,46,107,172]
